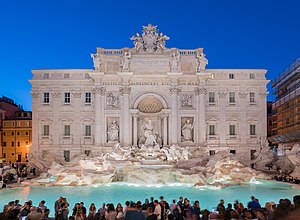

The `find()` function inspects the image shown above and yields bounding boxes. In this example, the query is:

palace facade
[30,24,269,162]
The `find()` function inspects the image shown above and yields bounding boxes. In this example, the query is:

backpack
[56,208,66,220]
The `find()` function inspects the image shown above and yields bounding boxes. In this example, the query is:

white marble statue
[130,33,143,52]
[91,53,101,70]
[107,121,119,141]
[141,120,157,146]
[156,32,169,51]
[120,51,131,71]
[182,147,192,160]
[195,49,208,72]
[170,50,180,72]
[181,119,194,141]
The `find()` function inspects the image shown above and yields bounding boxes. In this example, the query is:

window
[43,125,50,136]
[286,118,290,125]
[250,73,255,79]
[26,121,29,127]
[3,132,6,136]
[43,73,49,79]
[25,131,29,136]
[17,141,20,147]
[250,125,256,135]
[230,150,236,154]
[11,131,14,136]
[43,92,50,103]
[208,92,215,103]
[3,153,6,158]
[64,125,71,136]
[85,125,91,136]
[209,150,215,156]
[24,112,27,117]
[17,131,20,136]
[229,125,236,135]
[229,73,235,79]
[64,73,70,78]
[250,92,255,103]
[17,121,20,127]
[3,142,6,147]
[229,92,235,103]
[85,150,91,156]
[26,141,28,146]
[12,141,14,147]
[209,125,215,135]
[85,92,91,104]
[64,92,71,104]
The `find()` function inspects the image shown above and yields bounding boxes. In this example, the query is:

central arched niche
[137,96,164,113]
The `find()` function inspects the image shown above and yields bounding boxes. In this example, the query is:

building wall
[1,114,32,162]
[30,60,268,163]
[270,58,300,146]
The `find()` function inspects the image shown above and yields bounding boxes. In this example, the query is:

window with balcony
[250,92,255,103]
[250,124,256,135]
[229,125,236,135]
[229,92,235,104]
[208,92,215,104]
[64,125,71,136]
[43,125,50,136]
[85,125,91,137]
[209,125,216,135]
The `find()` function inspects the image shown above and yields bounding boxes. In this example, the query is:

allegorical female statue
[181,119,194,141]
[107,120,119,141]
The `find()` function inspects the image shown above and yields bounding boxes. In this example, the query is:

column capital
[218,90,227,98]
[93,86,106,95]
[30,90,40,98]
[51,91,61,98]
[72,90,82,98]
[238,92,248,98]
[169,87,181,94]
[119,86,131,95]
[195,86,206,95]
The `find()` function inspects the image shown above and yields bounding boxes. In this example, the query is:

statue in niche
[140,120,158,147]
[107,93,119,108]
[120,50,131,72]
[107,120,119,141]
[181,119,194,141]
[195,49,208,72]
[181,94,193,108]
[170,50,180,72]
[91,53,101,70]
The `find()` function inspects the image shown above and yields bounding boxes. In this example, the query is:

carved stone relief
[106,92,119,108]
[180,94,193,108]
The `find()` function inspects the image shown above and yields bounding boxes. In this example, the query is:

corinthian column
[93,86,105,146]
[170,87,180,144]
[195,85,207,145]
[119,86,131,146]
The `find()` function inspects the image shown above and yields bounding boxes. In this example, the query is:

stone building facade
[30,24,269,162]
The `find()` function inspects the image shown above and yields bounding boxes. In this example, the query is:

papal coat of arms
[130,24,169,53]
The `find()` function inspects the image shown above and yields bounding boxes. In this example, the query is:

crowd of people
[1,194,300,220]
[0,162,37,188]
[274,175,300,184]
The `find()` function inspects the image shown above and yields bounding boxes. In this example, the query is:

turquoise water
[0,180,299,216]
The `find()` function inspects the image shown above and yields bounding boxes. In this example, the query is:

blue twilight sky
[0,0,299,111]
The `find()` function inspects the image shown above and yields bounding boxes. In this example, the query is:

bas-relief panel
[180,93,194,109]
[106,92,119,109]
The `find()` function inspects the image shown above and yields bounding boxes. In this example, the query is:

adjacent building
[269,58,300,152]
[0,96,32,162]
[30,24,269,162]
